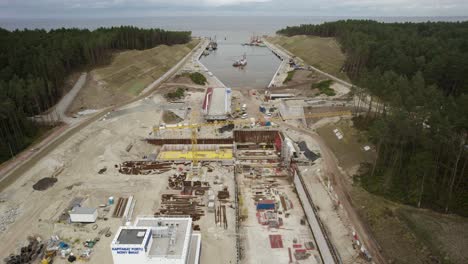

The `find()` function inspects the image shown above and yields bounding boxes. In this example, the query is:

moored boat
[233,54,247,67]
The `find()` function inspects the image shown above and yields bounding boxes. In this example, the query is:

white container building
[111,216,201,264]
[69,207,98,223]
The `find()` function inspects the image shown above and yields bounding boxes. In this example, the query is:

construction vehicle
[41,251,56,264]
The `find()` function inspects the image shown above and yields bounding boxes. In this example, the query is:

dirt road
[35,73,87,124]
[0,40,205,191]
[279,121,387,264]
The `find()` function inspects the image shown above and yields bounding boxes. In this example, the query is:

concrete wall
[293,170,339,264]
[233,130,280,143]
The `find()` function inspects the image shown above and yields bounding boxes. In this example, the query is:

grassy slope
[317,120,468,264]
[96,39,199,96]
[268,35,348,81]
[352,188,468,264]
[69,39,198,113]
[316,120,374,171]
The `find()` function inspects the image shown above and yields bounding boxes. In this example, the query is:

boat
[242,34,266,47]
[211,41,218,50]
[206,36,218,50]
[233,54,247,67]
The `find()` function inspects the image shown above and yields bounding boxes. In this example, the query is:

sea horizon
[1,15,468,32]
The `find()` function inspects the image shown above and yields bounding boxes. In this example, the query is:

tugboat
[211,41,218,50]
[242,35,266,47]
[233,54,247,67]
[205,36,218,51]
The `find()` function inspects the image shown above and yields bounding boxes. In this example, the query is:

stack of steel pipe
[118,161,173,175]
[4,237,44,264]
[112,197,128,218]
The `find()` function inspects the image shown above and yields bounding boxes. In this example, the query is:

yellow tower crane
[190,107,199,167]
[153,110,352,166]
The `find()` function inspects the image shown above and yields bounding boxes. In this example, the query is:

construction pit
[140,128,328,263]
[1,84,369,264]
[157,144,234,163]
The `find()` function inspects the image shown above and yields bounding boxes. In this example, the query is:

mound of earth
[33,177,58,191]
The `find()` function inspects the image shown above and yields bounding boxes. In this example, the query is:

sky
[1,0,468,18]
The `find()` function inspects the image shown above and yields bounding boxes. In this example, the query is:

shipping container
[69,207,98,223]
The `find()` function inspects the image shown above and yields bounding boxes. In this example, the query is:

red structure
[202,87,213,114]
[269,235,284,248]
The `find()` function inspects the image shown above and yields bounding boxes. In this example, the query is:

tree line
[0,26,191,163]
[278,20,468,216]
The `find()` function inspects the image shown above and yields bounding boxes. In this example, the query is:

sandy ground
[270,70,322,96]
[279,121,387,264]
[198,164,237,264]
[228,86,369,263]
[69,40,199,114]
[283,129,367,264]
[267,35,348,82]
[238,174,320,264]
[0,95,162,259]
[267,69,350,101]
[9,31,464,264]
[0,92,238,263]
[68,72,122,114]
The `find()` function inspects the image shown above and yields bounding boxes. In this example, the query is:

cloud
[60,0,272,8]
[0,0,468,18]
[203,0,270,6]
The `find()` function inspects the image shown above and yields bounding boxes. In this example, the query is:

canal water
[199,39,281,88]
[0,16,315,89]
[4,16,463,88]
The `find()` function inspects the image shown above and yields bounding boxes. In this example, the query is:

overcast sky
[1,0,468,18]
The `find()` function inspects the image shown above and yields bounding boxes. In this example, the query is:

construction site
[0,37,378,264]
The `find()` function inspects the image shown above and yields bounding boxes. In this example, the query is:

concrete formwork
[233,129,282,143]
[148,129,282,146]
[157,144,234,162]
[293,169,340,264]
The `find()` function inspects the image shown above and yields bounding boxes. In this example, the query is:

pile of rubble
[3,233,106,264]
[217,187,230,201]
[3,236,44,264]
[181,181,210,195]
[118,161,174,175]
[0,205,20,233]
[214,205,228,229]
[168,173,187,190]
[156,194,205,221]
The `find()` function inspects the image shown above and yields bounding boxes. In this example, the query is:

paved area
[280,121,386,264]
[180,38,226,88]
[263,39,293,88]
